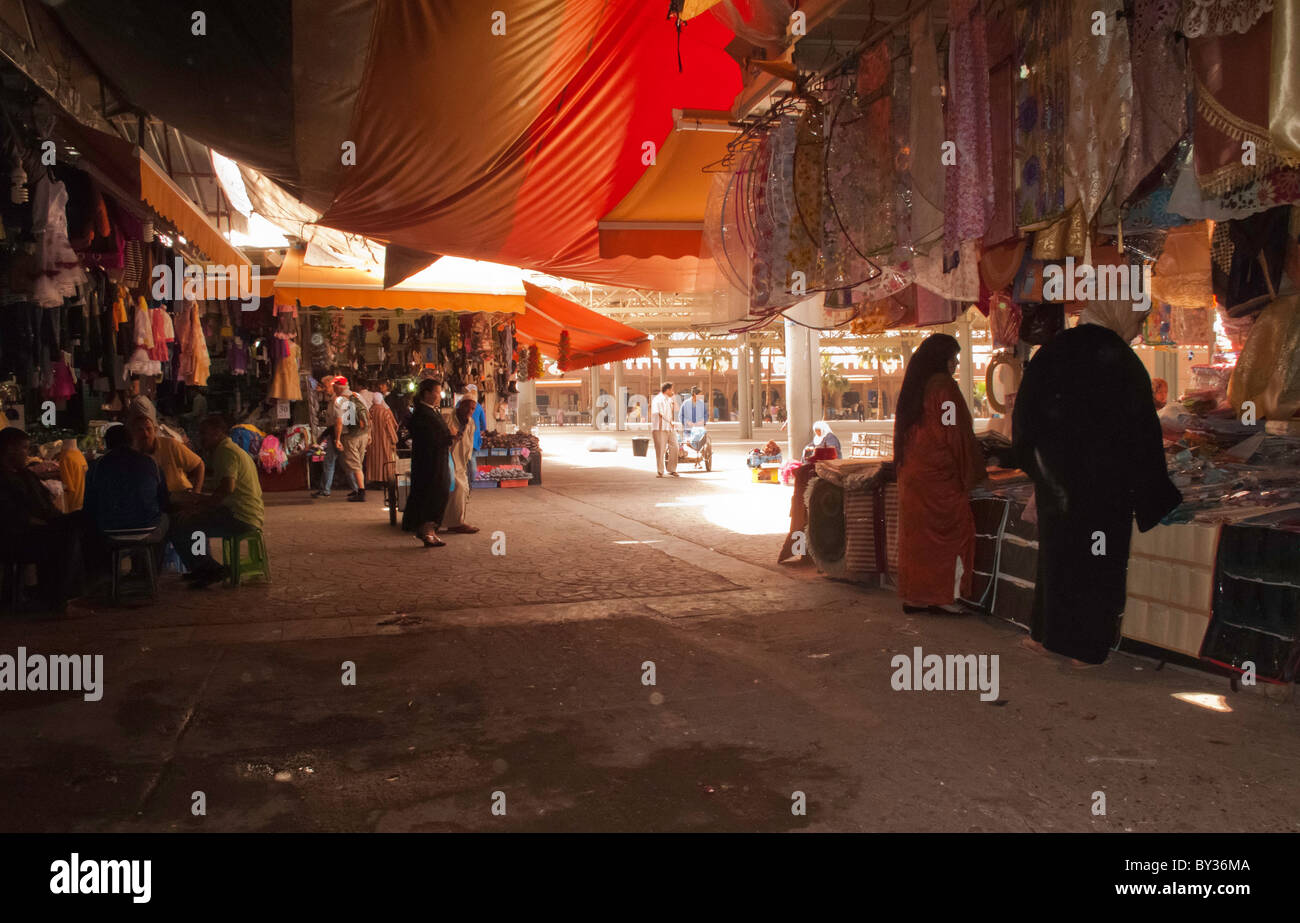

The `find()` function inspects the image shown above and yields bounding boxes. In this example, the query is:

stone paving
[0,426,1297,832]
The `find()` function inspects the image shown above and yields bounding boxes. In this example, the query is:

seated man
[0,427,85,611]
[84,423,170,540]
[170,414,265,590]
[129,414,205,501]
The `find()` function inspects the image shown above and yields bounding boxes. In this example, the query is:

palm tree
[820,354,848,416]
[696,345,731,421]
[858,342,903,419]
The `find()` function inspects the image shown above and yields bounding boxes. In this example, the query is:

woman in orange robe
[894,334,985,613]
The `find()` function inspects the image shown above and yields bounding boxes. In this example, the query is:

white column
[613,360,626,431]
[737,334,752,440]
[784,296,821,459]
[517,379,537,433]
[591,365,601,430]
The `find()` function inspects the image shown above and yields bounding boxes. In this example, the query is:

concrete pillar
[517,379,537,433]
[657,347,669,390]
[784,296,821,459]
[613,360,626,431]
[591,365,601,430]
[737,334,752,440]
[751,343,763,427]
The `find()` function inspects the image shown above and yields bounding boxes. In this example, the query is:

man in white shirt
[650,382,680,478]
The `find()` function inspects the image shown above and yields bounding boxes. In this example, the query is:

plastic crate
[471,480,499,489]
[500,478,529,488]
[491,447,512,456]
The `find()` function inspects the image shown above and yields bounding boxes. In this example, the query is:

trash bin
[632,437,650,457]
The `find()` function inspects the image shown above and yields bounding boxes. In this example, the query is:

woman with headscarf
[441,397,480,535]
[1013,309,1181,666]
[802,421,842,459]
[401,378,453,547]
[893,334,985,614]
[363,389,398,489]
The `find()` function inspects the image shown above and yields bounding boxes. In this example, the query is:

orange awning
[138,151,250,269]
[597,114,735,260]
[272,248,525,314]
[517,282,651,372]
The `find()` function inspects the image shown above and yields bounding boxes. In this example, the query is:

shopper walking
[313,375,341,498]
[650,381,679,478]
[894,334,985,615]
[442,397,480,535]
[331,376,371,502]
[401,379,453,547]
[1013,320,1181,666]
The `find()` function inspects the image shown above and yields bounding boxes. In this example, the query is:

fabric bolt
[908,8,945,248]
[984,0,1019,244]
[1271,0,1300,160]
[1190,12,1298,195]
[1227,292,1300,419]
[1151,222,1214,309]
[897,373,985,606]
[1119,0,1188,203]
[1215,204,1291,313]
[1015,0,1070,226]
[787,104,826,291]
[1012,323,1182,663]
[944,0,994,252]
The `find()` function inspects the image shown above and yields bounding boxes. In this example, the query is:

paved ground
[0,424,1296,832]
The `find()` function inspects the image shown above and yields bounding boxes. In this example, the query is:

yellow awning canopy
[598,115,734,260]
[272,248,526,314]
[138,151,250,269]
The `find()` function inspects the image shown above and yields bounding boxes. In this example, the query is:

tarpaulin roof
[44,1,743,291]
[56,113,250,270]
[599,114,735,260]
[272,248,525,314]
[517,282,651,372]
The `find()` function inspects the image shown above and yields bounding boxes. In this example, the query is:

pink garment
[944,0,994,253]
[32,176,87,307]
[148,308,171,362]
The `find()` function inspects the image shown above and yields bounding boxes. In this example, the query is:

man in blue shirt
[85,422,169,538]
[680,387,709,428]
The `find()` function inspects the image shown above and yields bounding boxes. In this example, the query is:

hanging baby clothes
[32,175,88,308]
[124,296,160,377]
[148,306,172,365]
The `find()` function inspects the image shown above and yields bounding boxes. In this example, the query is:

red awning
[516,282,651,372]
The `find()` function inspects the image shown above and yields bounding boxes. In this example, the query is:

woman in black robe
[401,378,453,548]
[1012,322,1182,665]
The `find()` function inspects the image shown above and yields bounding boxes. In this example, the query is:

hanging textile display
[1119,0,1189,203]
[787,103,826,294]
[984,0,1019,245]
[1014,0,1070,228]
[1151,222,1214,309]
[907,8,945,249]
[1186,9,1300,216]
[1064,0,1132,228]
[944,0,994,253]
[1226,293,1300,420]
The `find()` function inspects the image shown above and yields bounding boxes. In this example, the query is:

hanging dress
[32,175,87,308]
[124,297,161,377]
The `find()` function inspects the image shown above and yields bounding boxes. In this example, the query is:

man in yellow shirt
[128,415,205,498]
[168,415,265,589]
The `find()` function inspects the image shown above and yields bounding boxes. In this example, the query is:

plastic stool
[221,530,271,586]
[107,537,159,605]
